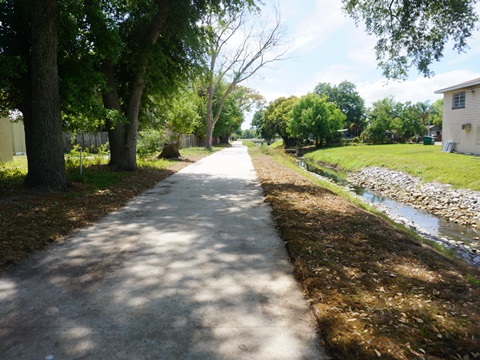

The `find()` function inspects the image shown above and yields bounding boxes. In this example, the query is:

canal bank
[302,159,480,267]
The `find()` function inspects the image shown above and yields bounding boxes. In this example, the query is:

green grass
[1,146,217,192]
[242,140,256,148]
[180,146,216,156]
[258,147,377,213]
[304,143,480,190]
[268,140,284,149]
[66,167,122,190]
[0,156,28,189]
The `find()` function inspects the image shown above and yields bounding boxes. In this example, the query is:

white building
[435,77,480,155]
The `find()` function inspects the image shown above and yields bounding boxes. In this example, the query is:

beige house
[435,77,480,155]
[0,117,27,162]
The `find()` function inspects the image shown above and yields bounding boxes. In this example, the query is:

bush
[137,129,165,158]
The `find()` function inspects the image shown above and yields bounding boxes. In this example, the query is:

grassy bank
[303,144,480,191]
[249,145,480,360]
[0,147,217,269]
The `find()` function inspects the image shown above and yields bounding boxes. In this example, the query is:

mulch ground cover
[249,146,480,360]
[0,155,204,270]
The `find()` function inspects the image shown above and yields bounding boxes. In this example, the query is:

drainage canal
[299,159,480,264]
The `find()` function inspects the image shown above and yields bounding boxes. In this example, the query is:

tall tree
[429,99,443,127]
[342,0,479,79]
[203,4,288,149]
[262,96,298,147]
[83,1,257,169]
[288,93,345,147]
[363,97,397,144]
[314,80,366,136]
[399,102,426,140]
[25,0,66,190]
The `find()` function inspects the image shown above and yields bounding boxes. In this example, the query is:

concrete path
[0,143,328,359]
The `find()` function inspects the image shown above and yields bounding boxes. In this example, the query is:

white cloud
[241,0,480,128]
[278,0,348,55]
[358,70,480,107]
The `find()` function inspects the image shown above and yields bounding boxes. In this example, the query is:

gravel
[347,167,480,267]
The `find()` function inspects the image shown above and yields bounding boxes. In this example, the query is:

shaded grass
[249,145,480,360]
[304,144,480,190]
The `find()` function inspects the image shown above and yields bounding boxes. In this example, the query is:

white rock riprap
[348,167,480,228]
[300,163,480,267]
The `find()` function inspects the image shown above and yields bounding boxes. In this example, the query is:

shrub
[137,129,165,158]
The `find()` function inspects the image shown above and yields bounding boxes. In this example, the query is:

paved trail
[0,143,328,359]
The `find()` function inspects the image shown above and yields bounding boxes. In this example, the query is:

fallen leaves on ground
[0,155,204,270]
[250,147,480,360]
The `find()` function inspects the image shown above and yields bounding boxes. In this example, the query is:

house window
[452,91,465,109]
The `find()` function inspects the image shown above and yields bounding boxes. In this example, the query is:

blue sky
[242,0,480,128]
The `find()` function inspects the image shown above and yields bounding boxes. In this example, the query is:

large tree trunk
[85,2,167,171]
[100,59,139,171]
[158,143,181,159]
[100,60,131,171]
[105,71,143,171]
[219,134,230,144]
[205,119,214,150]
[25,0,66,191]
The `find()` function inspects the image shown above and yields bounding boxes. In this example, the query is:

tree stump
[158,143,181,159]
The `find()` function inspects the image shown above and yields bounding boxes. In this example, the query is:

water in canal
[300,160,480,247]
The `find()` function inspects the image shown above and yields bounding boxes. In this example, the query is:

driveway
[0,143,328,359]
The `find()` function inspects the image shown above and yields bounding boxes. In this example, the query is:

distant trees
[254,93,345,148]
[362,97,426,144]
[213,86,265,144]
[262,96,298,147]
[429,99,444,128]
[288,94,345,147]
[314,81,366,136]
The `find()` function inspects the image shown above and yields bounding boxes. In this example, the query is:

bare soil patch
[250,147,480,360]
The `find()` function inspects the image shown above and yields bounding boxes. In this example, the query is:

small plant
[466,274,480,287]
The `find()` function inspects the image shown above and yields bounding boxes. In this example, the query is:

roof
[434,77,480,94]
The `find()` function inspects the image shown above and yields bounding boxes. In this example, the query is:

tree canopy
[342,0,480,79]
[314,81,366,136]
[262,96,298,147]
[363,97,427,144]
[289,93,346,147]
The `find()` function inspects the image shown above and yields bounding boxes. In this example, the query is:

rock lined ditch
[302,161,480,267]
[348,167,480,267]
[348,167,480,228]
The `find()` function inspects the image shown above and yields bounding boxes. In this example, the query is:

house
[435,77,480,155]
[0,117,13,162]
[426,125,442,141]
[0,117,27,162]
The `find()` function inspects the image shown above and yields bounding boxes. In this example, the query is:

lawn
[304,144,480,191]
